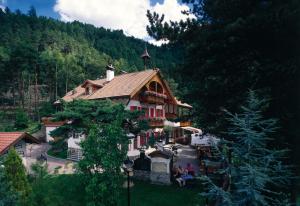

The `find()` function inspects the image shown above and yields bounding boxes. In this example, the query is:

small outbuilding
[0,132,40,156]
[148,150,173,185]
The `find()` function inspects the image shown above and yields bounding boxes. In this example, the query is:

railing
[180,121,192,127]
[165,113,177,119]
[148,118,164,127]
[141,91,167,105]
[67,148,83,161]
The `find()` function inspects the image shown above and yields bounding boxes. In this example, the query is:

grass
[47,147,67,159]
[120,180,204,206]
[30,175,204,206]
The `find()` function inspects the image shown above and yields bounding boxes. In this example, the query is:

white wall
[128,139,134,151]
[45,126,58,142]
[164,120,180,127]
[151,157,171,174]
[68,133,86,149]
[14,139,26,157]
[125,100,141,110]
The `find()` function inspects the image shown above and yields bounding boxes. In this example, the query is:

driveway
[25,143,74,174]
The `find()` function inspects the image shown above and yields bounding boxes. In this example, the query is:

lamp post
[123,158,134,206]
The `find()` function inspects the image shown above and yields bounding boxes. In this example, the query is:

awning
[181,126,202,134]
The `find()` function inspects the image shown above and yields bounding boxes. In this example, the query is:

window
[130,106,137,111]
[150,108,155,118]
[70,132,81,139]
[169,104,174,113]
[85,86,93,95]
[143,108,149,118]
[14,142,23,149]
[165,104,169,113]
[74,132,80,139]
[156,109,163,117]
[149,81,163,93]
[130,106,141,111]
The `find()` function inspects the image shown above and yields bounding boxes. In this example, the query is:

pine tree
[51,99,147,205]
[79,120,128,206]
[201,91,292,205]
[228,91,291,205]
[4,149,31,203]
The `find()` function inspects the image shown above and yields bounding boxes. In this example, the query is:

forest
[0,6,181,112]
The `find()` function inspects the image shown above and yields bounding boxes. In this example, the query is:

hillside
[0,7,182,109]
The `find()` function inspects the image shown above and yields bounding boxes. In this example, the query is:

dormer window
[85,86,93,95]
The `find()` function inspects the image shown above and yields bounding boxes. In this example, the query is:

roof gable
[148,150,173,159]
[63,69,158,101]
[0,132,40,155]
[61,69,181,106]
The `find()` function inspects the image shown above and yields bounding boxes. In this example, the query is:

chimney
[106,64,115,81]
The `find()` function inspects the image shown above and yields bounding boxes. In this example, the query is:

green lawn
[47,148,67,159]
[30,175,204,206]
[120,181,204,206]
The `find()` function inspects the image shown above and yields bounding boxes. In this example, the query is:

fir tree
[228,91,291,205]
[201,91,292,205]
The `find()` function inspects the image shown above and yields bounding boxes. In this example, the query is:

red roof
[0,132,40,155]
[41,117,66,127]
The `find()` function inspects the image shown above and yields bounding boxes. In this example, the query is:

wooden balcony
[180,121,192,127]
[141,91,167,105]
[148,118,164,128]
[165,113,177,120]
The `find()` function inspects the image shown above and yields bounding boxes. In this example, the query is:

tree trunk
[55,63,58,100]
[34,65,39,121]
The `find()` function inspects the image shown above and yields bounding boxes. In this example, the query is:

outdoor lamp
[122,158,134,206]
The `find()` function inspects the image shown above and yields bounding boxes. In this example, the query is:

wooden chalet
[50,51,198,161]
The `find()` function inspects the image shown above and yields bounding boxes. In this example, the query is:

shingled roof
[63,69,158,102]
[0,132,40,155]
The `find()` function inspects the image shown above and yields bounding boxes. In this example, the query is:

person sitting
[181,167,194,182]
[185,163,195,176]
[173,166,185,187]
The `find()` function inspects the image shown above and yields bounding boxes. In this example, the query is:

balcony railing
[141,91,167,104]
[165,113,177,119]
[148,118,164,127]
[180,121,192,127]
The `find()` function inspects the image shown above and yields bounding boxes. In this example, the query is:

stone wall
[133,170,150,181]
